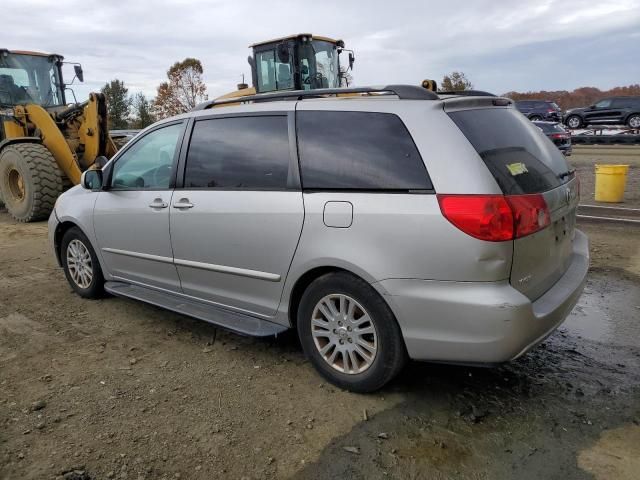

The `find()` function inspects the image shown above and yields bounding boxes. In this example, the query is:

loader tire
[0,143,64,222]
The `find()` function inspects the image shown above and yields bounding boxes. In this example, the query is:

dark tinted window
[515,101,531,108]
[296,111,431,190]
[185,116,290,189]
[611,97,635,108]
[449,108,570,194]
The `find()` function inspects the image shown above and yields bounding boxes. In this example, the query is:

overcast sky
[3,0,640,101]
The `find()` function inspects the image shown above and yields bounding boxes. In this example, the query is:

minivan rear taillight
[437,194,550,242]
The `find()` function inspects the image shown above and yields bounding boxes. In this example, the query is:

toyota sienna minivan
[49,85,588,392]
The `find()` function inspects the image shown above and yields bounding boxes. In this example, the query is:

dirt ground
[2,151,640,479]
[570,145,640,208]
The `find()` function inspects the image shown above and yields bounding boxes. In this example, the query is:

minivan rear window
[448,108,570,194]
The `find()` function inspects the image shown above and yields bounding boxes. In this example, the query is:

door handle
[173,198,194,209]
[148,199,168,209]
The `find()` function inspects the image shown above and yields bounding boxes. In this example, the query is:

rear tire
[297,272,407,393]
[566,115,583,129]
[627,114,640,129]
[61,227,104,299]
[0,143,63,222]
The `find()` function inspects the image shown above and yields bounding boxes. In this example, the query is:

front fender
[53,187,111,280]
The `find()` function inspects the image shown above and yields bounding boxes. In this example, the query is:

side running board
[104,281,288,337]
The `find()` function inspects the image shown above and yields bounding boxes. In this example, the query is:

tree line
[101,58,208,130]
[503,85,640,110]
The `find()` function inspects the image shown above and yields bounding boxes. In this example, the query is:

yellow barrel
[594,164,629,203]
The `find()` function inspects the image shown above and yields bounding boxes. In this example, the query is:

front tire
[627,114,640,129]
[0,143,63,222]
[566,115,583,129]
[61,227,104,299]
[529,115,543,121]
[297,272,407,393]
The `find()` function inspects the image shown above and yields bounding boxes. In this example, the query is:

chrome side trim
[102,248,280,282]
[173,258,281,282]
[102,247,173,264]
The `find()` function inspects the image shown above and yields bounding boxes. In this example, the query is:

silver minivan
[49,85,588,392]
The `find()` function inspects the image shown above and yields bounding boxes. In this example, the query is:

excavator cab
[248,34,353,93]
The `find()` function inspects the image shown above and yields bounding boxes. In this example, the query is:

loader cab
[0,50,67,108]
[249,34,353,94]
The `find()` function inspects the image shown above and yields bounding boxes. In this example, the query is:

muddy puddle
[563,274,640,348]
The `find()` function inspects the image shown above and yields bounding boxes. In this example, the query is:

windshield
[299,40,339,90]
[0,53,65,107]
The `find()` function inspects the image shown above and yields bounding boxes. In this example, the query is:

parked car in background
[564,96,640,129]
[515,100,562,121]
[533,121,572,156]
[49,86,587,392]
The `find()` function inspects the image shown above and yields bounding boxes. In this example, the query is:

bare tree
[154,58,208,119]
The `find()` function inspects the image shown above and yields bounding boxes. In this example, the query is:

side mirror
[589,105,595,110]
[81,169,102,191]
[277,43,290,64]
[74,65,84,83]
[348,52,355,70]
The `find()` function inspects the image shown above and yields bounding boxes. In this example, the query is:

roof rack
[193,84,439,111]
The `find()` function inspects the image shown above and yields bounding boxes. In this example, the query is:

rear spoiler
[443,96,513,112]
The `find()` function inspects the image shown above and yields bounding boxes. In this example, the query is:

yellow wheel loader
[216,33,356,102]
[0,49,117,222]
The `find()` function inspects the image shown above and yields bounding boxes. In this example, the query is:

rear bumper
[375,230,589,363]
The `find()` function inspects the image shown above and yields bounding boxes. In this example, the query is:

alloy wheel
[567,116,581,128]
[311,294,378,374]
[66,239,93,289]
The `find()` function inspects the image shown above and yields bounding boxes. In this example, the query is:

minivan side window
[184,116,290,189]
[110,122,183,189]
[296,111,432,190]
